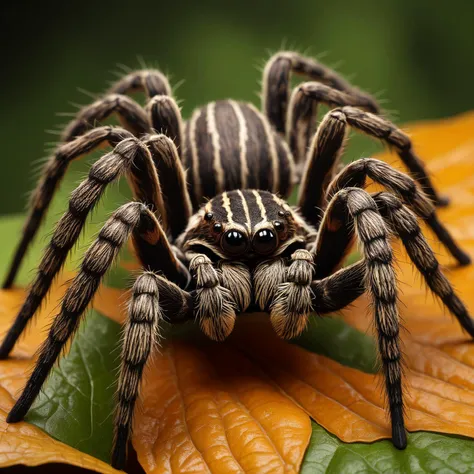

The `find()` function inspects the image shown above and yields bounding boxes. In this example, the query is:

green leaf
[301,422,474,474]
[25,309,121,463]
[292,315,378,373]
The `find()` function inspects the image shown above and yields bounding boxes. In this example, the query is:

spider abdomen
[183,100,295,209]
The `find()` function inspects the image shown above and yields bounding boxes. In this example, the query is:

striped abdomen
[183,100,295,210]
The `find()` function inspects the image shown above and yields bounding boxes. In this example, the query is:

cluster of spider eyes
[204,210,288,256]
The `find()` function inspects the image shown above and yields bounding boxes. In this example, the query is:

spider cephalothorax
[1,51,472,470]
[180,189,304,261]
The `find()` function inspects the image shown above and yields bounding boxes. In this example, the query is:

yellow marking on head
[237,190,251,231]
[222,192,234,224]
[253,190,267,222]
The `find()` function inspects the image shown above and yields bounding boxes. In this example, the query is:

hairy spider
[1,51,472,470]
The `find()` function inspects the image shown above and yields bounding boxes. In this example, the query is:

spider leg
[112,271,193,469]
[7,202,187,424]
[107,69,172,98]
[0,138,168,358]
[326,157,469,266]
[143,134,192,239]
[373,192,474,337]
[297,106,446,210]
[2,128,168,289]
[61,69,175,142]
[273,187,406,448]
[287,83,379,166]
[262,51,379,135]
[310,260,366,313]
[108,69,184,153]
[62,93,150,142]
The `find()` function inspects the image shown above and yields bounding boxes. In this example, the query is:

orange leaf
[134,335,311,474]
[0,284,120,473]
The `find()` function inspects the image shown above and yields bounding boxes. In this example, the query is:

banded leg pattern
[0,138,156,359]
[263,51,379,135]
[2,126,132,289]
[7,202,155,422]
[107,69,172,99]
[287,83,379,164]
[327,158,470,265]
[112,271,162,469]
[321,188,406,449]
[61,94,150,142]
[374,192,474,337]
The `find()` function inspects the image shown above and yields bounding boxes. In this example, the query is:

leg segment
[0,138,165,358]
[297,107,447,217]
[144,134,192,239]
[373,192,474,337]
[107,69,172,99]
[310,260,366,313]
[319,188,406,448]
[288,84,379,165]
[272,188,406,448]
[327,157,469,265]
[262,51,379,135]
[112,271,192,469]
[3,127,130,288]
[6,202,173,423]
[61,94,150,143]
[146,96,184,154]
[108,69,184,153]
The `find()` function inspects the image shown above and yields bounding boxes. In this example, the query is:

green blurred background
[1,0,473,215]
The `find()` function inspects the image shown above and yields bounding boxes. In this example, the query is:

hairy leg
[297,107,447,213]
[143,134,192,239]
[287,83,379,165]
[0,138,165,358]
[373,192,474,337]
[262,51,379,135]
[6,202,175,422]
[272,187,407,448]
[326,157,469,266]
[112,271,193,469]
[107,69,172,98]
[62,94,150,143]
[310,260,366,313]
[4,127,122,287]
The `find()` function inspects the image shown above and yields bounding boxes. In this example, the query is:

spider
[1,51,472,470]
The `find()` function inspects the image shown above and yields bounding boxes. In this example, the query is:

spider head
[179,189,308,261]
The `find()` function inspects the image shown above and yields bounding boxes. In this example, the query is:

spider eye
[274,220,284,232]
[222,230,248,255]
[253,229,278,255]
